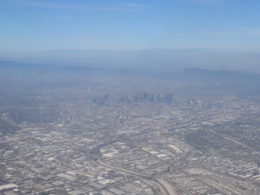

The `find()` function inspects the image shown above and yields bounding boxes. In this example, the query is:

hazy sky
[1,0,260,52]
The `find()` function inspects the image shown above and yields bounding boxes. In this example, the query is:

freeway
[87,138,179,195]
[93,157,178,195]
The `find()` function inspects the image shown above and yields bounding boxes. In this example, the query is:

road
[94,158,179,195]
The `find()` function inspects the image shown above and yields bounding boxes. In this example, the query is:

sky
[0,0,260,73]
[0,0,260,52]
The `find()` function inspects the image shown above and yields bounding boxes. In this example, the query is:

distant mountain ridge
[1,60,260,83]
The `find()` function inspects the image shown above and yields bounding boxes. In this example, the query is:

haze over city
[0,1,260,195]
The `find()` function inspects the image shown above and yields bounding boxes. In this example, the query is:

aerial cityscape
[1,0,260,194]
[0,66,260,194]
